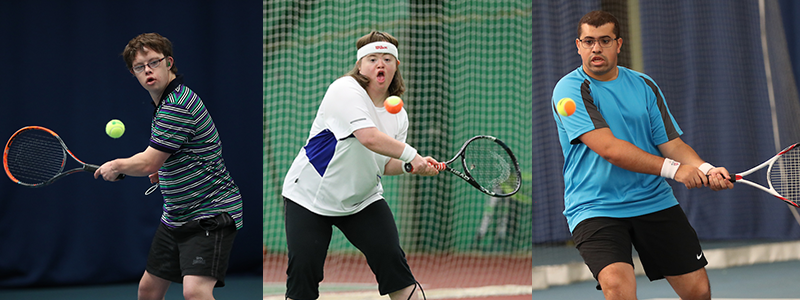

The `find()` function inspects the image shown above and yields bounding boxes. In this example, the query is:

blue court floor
[0,275,261,300]
[532,260,800,299]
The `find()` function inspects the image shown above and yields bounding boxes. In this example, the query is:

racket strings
[5,130,66,184]
[462,139,518,193]
[769,149,800,205]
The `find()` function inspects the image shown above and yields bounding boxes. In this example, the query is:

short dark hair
[577,11,621,39]
[122,33,178,73]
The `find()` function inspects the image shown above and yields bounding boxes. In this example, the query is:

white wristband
[698,162,715,175]
[399,144,417,164]
[660,158,681,179]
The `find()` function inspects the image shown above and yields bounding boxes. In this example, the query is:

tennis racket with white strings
[725,143,799,207]
[405,135,521,197]
[3,126,124,187]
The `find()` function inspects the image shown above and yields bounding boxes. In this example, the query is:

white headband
[356,41,399,61]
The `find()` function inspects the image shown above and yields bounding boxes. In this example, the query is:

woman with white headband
[281,31,439,300]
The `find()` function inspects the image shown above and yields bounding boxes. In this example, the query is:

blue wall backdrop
[780,0,800,95]
[0,1,262,286]
[533,0,800,244]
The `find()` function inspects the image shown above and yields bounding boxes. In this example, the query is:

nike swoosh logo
[696,253,704,260]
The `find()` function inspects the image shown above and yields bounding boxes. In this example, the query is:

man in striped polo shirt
[95,32,242,300]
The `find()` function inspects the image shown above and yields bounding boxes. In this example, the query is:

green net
[264,0,532,296]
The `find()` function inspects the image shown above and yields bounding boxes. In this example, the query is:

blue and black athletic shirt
[552,66,681,232]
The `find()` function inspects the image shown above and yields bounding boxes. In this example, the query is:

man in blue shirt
[552,10,734,300]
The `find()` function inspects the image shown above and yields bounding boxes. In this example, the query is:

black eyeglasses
[132,57,168,73]
[577,37,619,49]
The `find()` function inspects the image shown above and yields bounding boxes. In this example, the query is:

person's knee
[599,274,632,293]
[667,268,711,300]
[697,288,711,300]
[138,272,169,300]
[137,284,164,300]
[182,275,216,300]
[287,249,327,280]
[682,281,711,300]
[696,274,711,300]
[182,288,212,300]
[597,263,636,297]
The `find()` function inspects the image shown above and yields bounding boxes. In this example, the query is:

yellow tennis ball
[557,98,576,117]
[384,96,403,114]
[105,119,125,139]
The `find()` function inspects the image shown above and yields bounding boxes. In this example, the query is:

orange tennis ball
[384,96,403,114]
[557,98,576,116]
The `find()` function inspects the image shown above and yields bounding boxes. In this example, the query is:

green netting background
[263,0,532,293]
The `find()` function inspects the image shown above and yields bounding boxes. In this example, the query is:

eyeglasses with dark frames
[577,37,619,49]
[132,57,168,74]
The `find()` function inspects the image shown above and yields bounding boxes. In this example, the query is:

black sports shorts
[571,205,707,289]
[145,213,237,287]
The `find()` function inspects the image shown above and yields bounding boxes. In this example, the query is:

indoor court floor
[0,275,261,300]
[532,260,800,299]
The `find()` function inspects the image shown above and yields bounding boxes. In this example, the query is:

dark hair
[345,31,405,97]
[577,11,621,39]
[122,33,178,73]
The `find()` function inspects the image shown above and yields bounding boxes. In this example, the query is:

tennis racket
[3,126,124,187]
[405,135,521,197]
[725,143,799,207]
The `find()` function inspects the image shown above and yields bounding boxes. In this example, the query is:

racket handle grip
[706,174,736,183]
[404,162,445,173]
[84,164,126,180]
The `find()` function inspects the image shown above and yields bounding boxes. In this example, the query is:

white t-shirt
[282,76,409,216]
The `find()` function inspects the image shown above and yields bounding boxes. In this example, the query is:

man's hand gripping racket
[405,135,521,197]
[725,143,800,207]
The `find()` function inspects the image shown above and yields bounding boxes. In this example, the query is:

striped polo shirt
[150,75,243,229]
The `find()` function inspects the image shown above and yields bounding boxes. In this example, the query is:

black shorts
[572,205,707,288]
[283,198,416,300]
[145,213,238,287]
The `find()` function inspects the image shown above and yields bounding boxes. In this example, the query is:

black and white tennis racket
[3,126,123,187]
[726,143,799,207]
[405,135,521,197]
